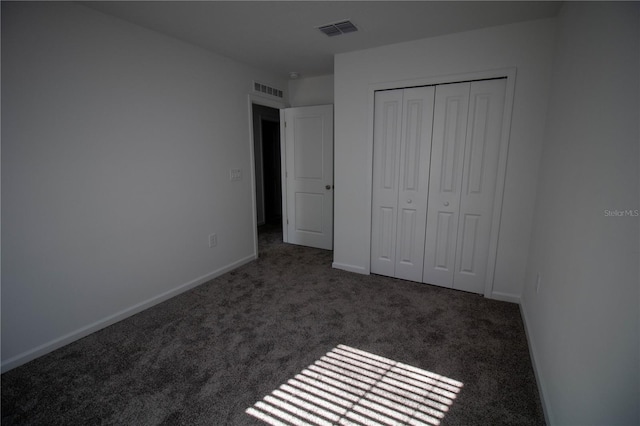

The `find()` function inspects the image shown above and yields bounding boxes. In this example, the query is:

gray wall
[1,2,286,370]
[288,75,334,107]
[521,3,639,424]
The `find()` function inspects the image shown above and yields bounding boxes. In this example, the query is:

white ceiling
[84,1,563,78]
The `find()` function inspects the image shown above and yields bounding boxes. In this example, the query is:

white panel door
[453,79,506,293]
[284,105,334,250]
[394,87,435,281]
[370,90,404,277]
[371,87,434,281]
[423,83,470,288]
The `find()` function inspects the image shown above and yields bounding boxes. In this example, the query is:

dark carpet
[1,225,544,425]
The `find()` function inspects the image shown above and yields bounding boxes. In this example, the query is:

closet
[371,79,507,295]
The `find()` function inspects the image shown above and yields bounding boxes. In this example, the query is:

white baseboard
[0,254,257,373]
[332,262,368,274]
[519,301,553,425]
[490,291,521,304]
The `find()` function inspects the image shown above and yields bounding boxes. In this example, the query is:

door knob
[444,201,450,206]
[407,199,412,204]
[325,185,332,190]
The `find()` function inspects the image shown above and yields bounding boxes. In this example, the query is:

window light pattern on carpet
[246,344,463,426]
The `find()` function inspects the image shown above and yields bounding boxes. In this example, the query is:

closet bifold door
[453,79,506,294]
[371,90,403,278]
[423,82,471,288]
[423,79,507,294]
[371,87,435,281]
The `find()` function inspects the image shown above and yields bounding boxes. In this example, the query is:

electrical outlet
[209,233,217,248]
[536,273,541,293]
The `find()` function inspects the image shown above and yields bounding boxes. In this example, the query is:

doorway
[252,104,282,244]
[261,120,282,226]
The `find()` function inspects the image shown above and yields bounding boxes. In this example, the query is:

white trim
[248,94,286,254]
[365,68,517,298]
[280,110,289,243]
[0,254,256,373]
[364,85,376,276]
[256,114,266,227]
[367,68,517,93]
[249,93,287,110]
[489,291,520,304]
[253,106,281,228]
[484,68,517,299]
[519,302,553,425]
[332,262,368,275]
[248,96,260,257]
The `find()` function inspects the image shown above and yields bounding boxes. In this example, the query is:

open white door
[283,105,334,250]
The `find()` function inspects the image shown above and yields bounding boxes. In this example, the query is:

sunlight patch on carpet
[246,344,463,426]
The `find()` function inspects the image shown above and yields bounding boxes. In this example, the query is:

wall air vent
[318,20,358,37]
[253,81,283,99]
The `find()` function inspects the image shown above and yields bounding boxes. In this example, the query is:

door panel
[378,207,395,261]
[294,117,324,179]
[397,209,417,263]
[284,105,334,250]
[371,87,434,281]
[440,98,466,193]
[458,213,480,273]
[394,87,435,281]
[453,79,506,293]
[370,90,403,277]
[381,101,402,190]
[294,192,324,232]
[423,82,470,288]
[434,211,455,269]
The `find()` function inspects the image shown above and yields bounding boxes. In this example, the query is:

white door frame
[365,68,517,299]
[248,94,286,258]
[279,109,288,244]
[253,105,281,227]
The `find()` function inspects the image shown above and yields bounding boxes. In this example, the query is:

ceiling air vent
[318,20,358,37]
[253,81,283,99]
